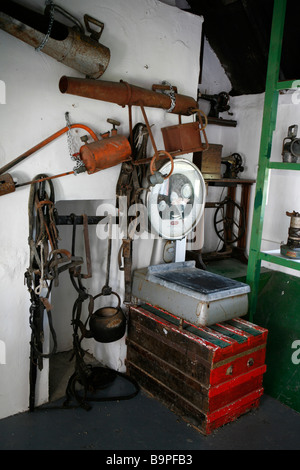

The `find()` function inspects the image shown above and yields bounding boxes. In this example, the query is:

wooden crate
[126,303,268,435]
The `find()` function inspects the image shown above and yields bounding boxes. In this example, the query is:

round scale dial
[146,158,206,240]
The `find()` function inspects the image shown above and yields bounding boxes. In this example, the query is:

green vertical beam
[246,0,287,322]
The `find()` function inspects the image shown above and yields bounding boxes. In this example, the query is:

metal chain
[65,112,86,175]
[162,80,176,113]
[35,0,55,52]
[65,112,75,158]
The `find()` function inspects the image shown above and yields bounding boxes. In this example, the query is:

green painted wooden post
[246,0,287,322]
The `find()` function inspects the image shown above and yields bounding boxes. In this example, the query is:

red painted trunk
[126,304,268,435]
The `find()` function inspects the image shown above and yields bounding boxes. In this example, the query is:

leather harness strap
[116,123,150,304]
[25,175,83,411]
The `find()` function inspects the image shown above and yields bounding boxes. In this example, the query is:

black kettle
[87,291,126,343]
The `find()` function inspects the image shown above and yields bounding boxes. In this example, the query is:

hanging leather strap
[26,176,83,411]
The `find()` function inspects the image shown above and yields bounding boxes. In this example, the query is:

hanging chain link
[65,112,76,159]
[35,0,55,52]
[65,112,86,175]
[162,80,176,113]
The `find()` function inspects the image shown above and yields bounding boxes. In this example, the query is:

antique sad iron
[281,211,300,259]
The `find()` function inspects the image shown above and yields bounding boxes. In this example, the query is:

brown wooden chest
[126,303,268,435]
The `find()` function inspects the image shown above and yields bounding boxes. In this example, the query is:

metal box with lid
[131,261,250,326]
[126,303,268,435]
[193,143,223,179]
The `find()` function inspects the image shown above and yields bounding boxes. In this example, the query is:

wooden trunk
[126,303,268,435]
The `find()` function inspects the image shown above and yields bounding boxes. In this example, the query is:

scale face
[146,158,206,240]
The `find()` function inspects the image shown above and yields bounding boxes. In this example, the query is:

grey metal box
[131,261,250,326]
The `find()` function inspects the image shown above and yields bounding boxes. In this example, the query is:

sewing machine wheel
[213,197,245,244]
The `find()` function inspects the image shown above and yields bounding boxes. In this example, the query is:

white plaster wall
[217,95,260,260]
[200,37,232,96]
[0,0,202,419]
[217,91,300,278]
[195,37,235,254]
[200,83,300,276]
[198,34,300,276]
[257,92,300,276]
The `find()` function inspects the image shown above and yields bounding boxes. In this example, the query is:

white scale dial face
[147,158,206,240]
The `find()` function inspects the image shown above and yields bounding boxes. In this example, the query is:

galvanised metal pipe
[0,1,110,79]
[59,76,198,116]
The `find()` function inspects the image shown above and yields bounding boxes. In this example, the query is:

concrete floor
[49,350,100,403]
[1,260,299,451]
[0,351,300,451]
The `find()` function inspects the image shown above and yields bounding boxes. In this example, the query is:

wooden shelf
[207,117,237,127]
[260,249,300,271]
[269,161,300,170]
[204,178,255,186]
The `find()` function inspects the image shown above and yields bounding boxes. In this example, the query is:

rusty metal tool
[59,76,209,171]
[0,0,110,78]
[59,76,198,116]
[0,123,99,176]
[0,121,132,196]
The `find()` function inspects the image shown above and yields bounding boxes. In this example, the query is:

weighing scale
[144,157,206,265]
[133,158,250,326]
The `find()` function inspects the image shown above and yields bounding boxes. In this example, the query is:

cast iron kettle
[86,216,126,343]
[88,289,126,343]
